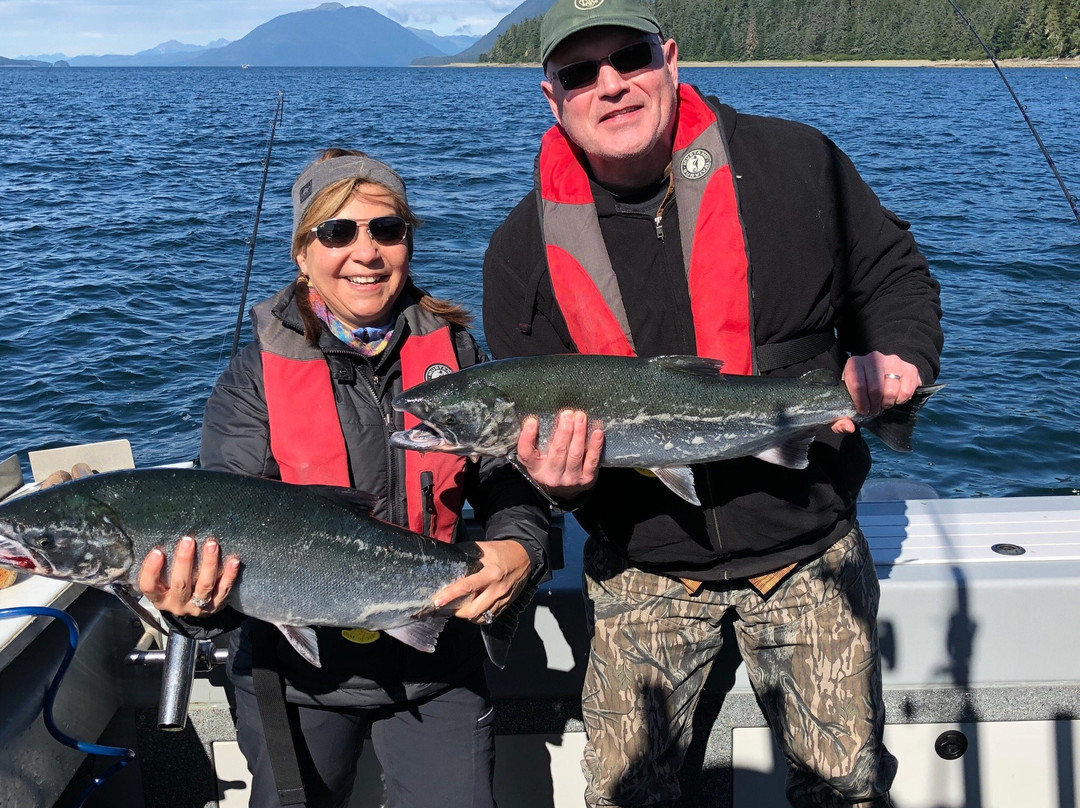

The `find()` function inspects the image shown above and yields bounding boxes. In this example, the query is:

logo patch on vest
[680,148,713,180]
[425,363,454,381]
[341,628,381,644]
[574,0,604,10]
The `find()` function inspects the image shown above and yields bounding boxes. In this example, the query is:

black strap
[755,329,836,373]
[251,622,307,807]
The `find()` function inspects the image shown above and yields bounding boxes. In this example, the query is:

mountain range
[5,2,553,68]
[415,0,556,65]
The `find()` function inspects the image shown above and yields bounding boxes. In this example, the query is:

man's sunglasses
[311,216,410,249]
[554,40,660,92]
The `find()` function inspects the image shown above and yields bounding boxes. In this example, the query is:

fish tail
[480,581,537,670]
[864,383,945,452]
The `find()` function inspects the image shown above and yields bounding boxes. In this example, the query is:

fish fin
[277,624,322,668]
[753,430,817,469]
[480,582,538,669]
[799,368,839,384]
[651,466,701,505]
[452,541,485,576]
[864,383,946,452]
[304,486,379,517]
[108,583,171,635]
[506,451,563,509]
[385,614,448,654]
[649,355,726,377]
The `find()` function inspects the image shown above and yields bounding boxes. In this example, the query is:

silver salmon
[0,468,521,667]
[390,354,943,505]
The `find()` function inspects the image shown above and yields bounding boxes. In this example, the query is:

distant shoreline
[4,56,1078,70]
[435,56,1080,69]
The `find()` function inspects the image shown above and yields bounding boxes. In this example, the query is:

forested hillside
[480,0,1080,62]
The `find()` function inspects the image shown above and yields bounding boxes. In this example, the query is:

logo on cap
[299,180,313,204]
[680,149,713,180]
[425,364,454,381]
[575,0,605,10]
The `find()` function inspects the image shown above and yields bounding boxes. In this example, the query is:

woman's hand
[431,540,532,625]
[515,410,604,498]
[137,536,240,617]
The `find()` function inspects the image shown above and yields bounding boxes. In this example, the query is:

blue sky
[0,0,518,58]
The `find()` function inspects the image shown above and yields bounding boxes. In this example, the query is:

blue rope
[0,606,135,807]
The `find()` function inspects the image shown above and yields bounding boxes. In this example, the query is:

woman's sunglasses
[311,216,410,249]
[555,40,660,92]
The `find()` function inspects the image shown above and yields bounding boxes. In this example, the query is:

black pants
[233,675,497,808]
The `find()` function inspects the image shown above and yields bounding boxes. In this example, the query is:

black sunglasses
[311,216,410,249]
[555,40,660,92]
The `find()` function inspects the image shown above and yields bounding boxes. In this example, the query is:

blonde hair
[291,148,472,344]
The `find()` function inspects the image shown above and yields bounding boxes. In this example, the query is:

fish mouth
[0,537,47,574]
[390,425,472,456]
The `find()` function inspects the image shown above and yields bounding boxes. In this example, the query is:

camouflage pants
[580,526,897,807]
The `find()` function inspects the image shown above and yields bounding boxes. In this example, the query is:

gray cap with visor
[291,153,407,235]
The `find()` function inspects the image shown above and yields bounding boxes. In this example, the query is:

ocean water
[0,65,1078,499]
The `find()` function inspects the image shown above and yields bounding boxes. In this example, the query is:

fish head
[391,375,521,458]
[0,486,134,586]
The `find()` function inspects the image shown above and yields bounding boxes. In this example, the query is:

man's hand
[832,352,923,434]
[432,540,532,624]
[515,409,603,498]
[138,537,240,617]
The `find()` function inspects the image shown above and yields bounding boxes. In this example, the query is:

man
[482,0,942,806]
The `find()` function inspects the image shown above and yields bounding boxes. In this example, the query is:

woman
[137,149,550,808]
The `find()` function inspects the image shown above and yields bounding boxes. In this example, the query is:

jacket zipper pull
[654,215,664,240]
[420,471,435,538]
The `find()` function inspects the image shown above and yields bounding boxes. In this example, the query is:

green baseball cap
[541,0,662,66]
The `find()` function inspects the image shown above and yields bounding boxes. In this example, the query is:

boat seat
[28,438,135,481]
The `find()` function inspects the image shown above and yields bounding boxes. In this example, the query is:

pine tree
[481,0,1079,63]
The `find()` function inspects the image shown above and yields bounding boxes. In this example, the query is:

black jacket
[482,95,942,581]
[196,283,550,707]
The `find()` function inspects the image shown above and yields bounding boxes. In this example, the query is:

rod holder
[157,632,199,731]
[125,630,230,731]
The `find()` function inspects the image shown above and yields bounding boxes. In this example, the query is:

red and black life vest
[536,84,754,373]
[261,314,466,544]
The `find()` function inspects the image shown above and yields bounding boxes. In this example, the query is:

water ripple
[1,65,1078,495]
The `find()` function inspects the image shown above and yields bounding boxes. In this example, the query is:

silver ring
[191,595,212,609]
[480,610,495,625]
[884,373,902,380]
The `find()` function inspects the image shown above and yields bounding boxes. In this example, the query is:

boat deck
[2,485,1079,807]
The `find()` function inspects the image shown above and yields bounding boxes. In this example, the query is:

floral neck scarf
[307,285,394,357]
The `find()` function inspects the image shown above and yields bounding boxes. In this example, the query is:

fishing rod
[231,91,286,358]
[945,0,1080,227]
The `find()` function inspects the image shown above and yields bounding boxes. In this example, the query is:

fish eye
[440,414,457,426]
[37,534,55,549]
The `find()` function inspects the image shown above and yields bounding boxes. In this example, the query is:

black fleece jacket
[482,95,943,581]
[190,284,550,707]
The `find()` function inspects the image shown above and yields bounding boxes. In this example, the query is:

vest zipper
[654,173,676,240]
[420,471,435,538]
[361,366,394,435]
